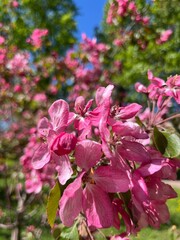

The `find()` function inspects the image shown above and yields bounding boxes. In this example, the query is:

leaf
[53,227,61,240]
[153,127,180,158]
[47,181,61,228]
[60,223,79,240]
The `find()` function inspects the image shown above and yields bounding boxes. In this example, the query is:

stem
[81,219,95,240]
[157,113,180,125]
[97,229,107,239]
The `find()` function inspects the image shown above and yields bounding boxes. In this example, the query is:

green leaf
[60,223,79,240]
[153,127,180,158]
[47,181,61,228]
[53,227,61,240]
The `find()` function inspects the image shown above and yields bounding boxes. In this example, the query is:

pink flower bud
[51,132,77,156]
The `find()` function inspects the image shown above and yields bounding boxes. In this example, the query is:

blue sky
[74,0,107,40]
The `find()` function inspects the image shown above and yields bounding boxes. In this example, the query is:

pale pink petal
[135,82,147,93]
[25,170,42,194]
[75,140,102,170]
[94,166,130,193]
[95,85,114,106]
[32,144,51,169]
[74,96,85,114]
[68,112,76,125]
[38,117,52,137]
[83,184,114,228]
[59,174,83,226]
[56,155,73,185]
[48,100,69,133]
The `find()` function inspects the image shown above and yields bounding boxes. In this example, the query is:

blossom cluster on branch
[30,72,180,239]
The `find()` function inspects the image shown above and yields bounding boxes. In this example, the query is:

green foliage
[153,127,180,158]
[60,223,79,240]
[47,181,61,228]
[97,0,180,89]
[0,0,78,55]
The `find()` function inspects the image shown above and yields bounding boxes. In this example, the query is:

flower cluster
[20,128,55,194]
[106,0,173,51]
[107,0,149,25]
[135,70,180,128]
[27,28,48,48]
[32,82,179,239]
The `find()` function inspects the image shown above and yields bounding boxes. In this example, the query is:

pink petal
[68,112,76,125]
[112,122,148,139]
[137,161,163,177]
[135,82,147,93]
[148,70,165,87]
[95,85,114,106]
[74,96,85,114]
[75,140,102,170]
[56,155,73,185]
[83,184,114,228]
[38,117,52,137]
[113,199,135,235]
[32,143,51,169]
[117,140,151,163]
[118,103,142,119]
[48,100,69,133]
[94,166,130,193]
[59,174,83,226]
[84,99,94,112]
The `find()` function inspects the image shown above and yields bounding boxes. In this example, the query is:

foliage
[96,0,180,89]
[0,0,78,55]
[0,0,179,239]
[33,74,180,239]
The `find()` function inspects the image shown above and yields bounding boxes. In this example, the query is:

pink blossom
[33,93,47,102]
[6,52,29,73]
[59,140,130,228]
[32,100,75,184]
[27,29,48,48]
[0,36,5,45]
[156,29,173,44]
[12,1,19,8]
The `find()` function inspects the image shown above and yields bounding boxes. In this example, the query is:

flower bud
[51,132,77,156]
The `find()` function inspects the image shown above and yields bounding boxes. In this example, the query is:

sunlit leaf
[47,181,61,228]
[153,127,180,158]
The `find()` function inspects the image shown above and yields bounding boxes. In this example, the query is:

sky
[74,0,107,40]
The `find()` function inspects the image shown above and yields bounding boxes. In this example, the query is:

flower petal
[112,122,148,139]
[48,99,69,133]
[118,103,142,119]
[94,166,130,193]
[83,184,114,228]
[117,140,151,163]
[95,85,114,106]
[32,143,51,169]
[38,117,52,137]
[75,140,102,170]
[56,155,73,185]
[59,174,83,226]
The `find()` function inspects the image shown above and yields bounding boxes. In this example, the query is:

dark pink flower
[32,100,74,184]
[59,140,130,228]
